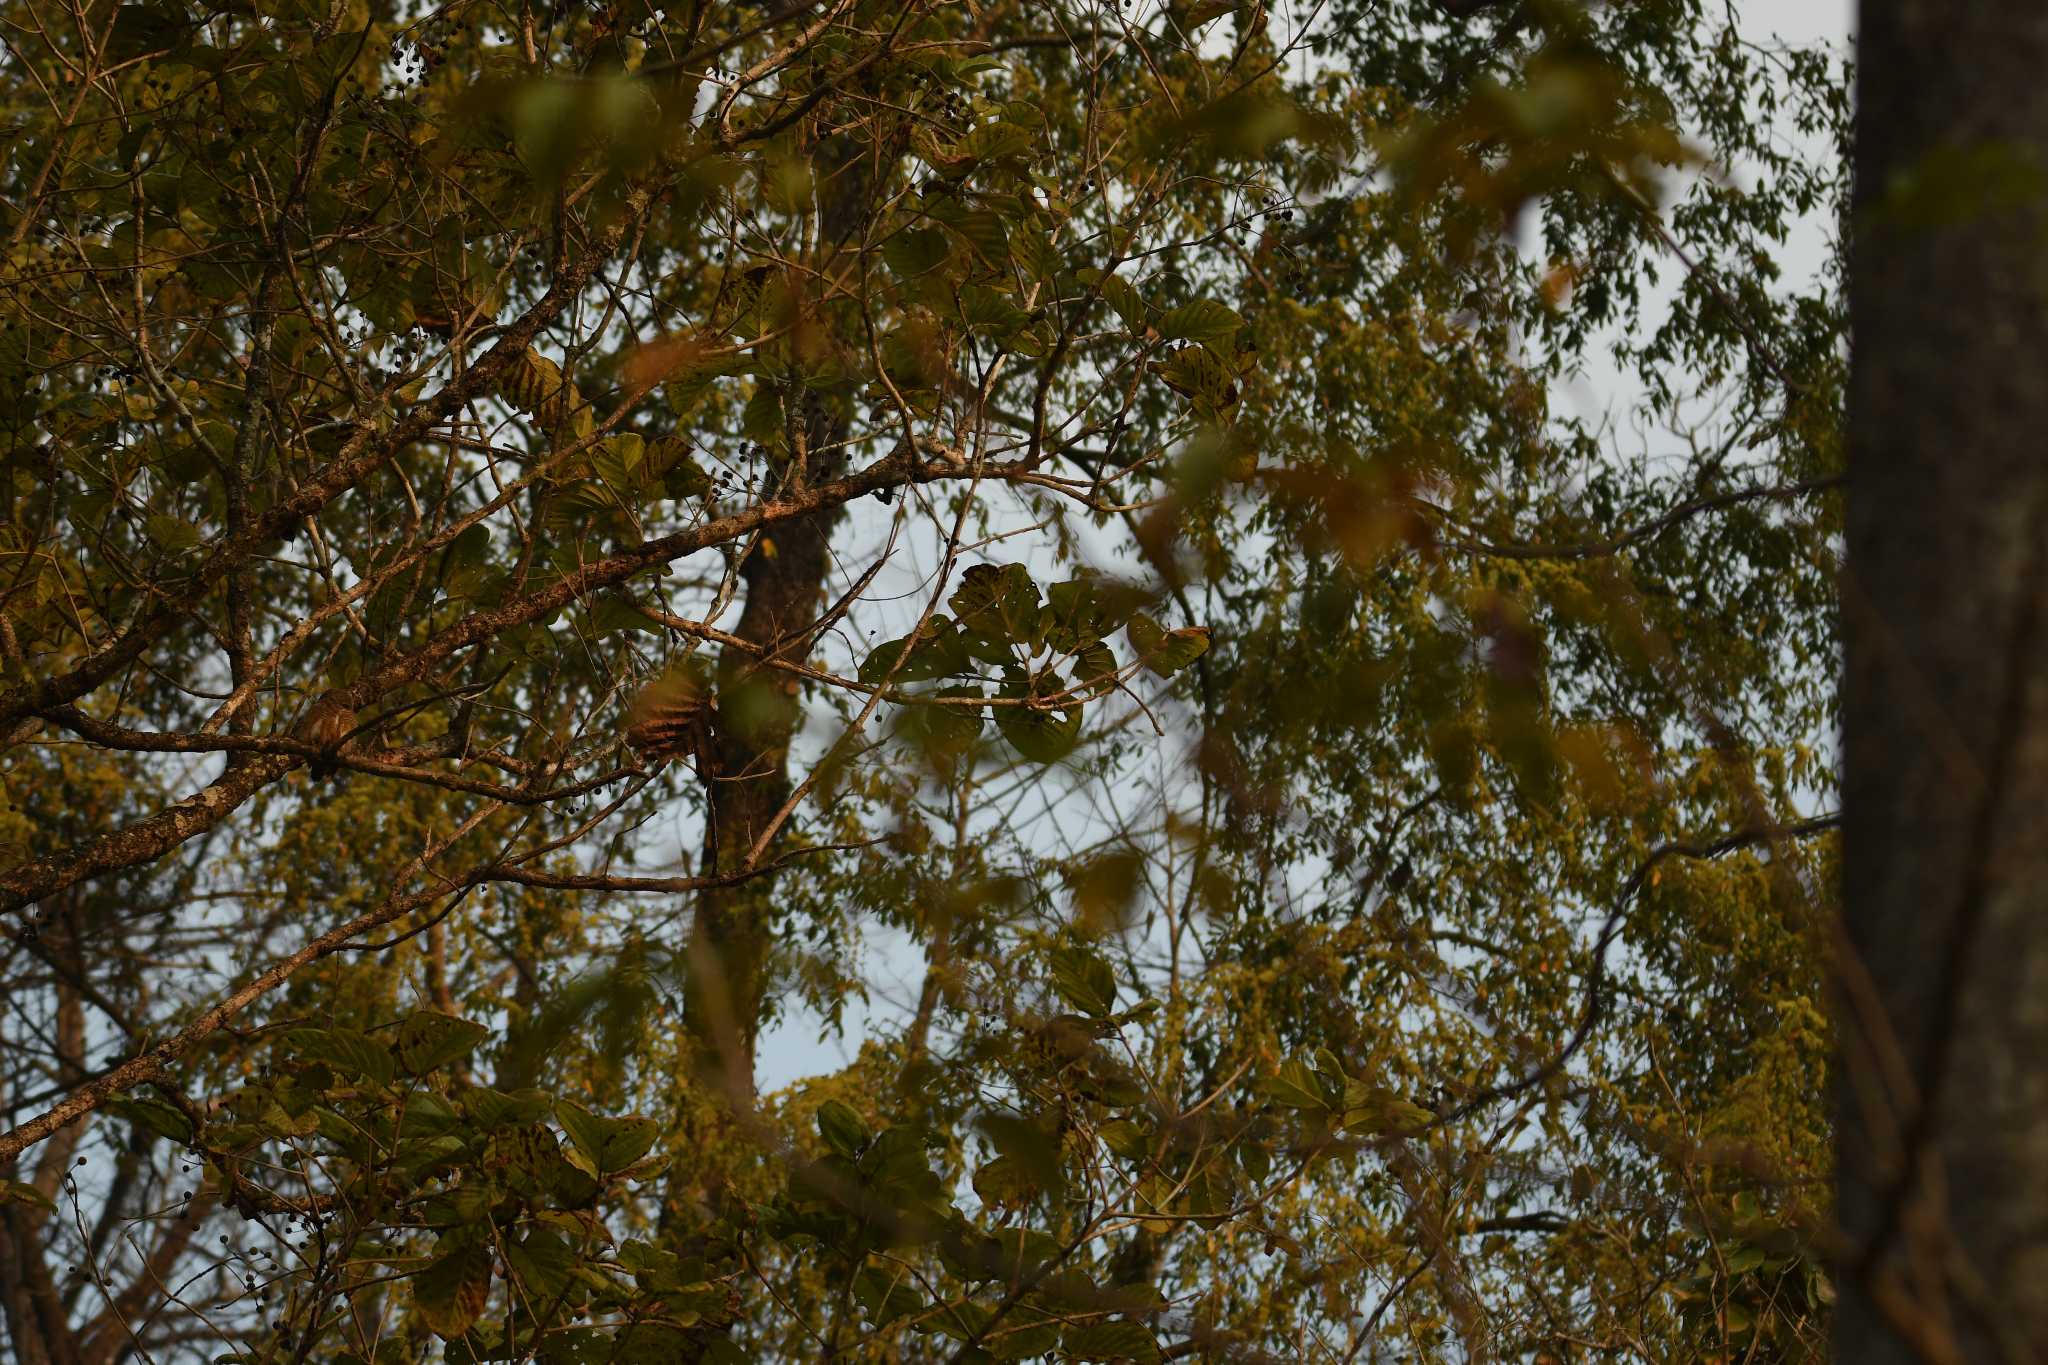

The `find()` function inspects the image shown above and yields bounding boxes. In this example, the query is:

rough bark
[1842,6,2048,1357]
[0,927,88,1365]
[681,138,872,1102]
[0,1203,81,1365]
[683,465,841,1099]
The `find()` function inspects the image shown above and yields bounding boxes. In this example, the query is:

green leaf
[1725,1243,1766,1275]
[590,598,659,635]
[105,1096,193,1144]
[741,384,786,448]
[390,1011,491,1076]
[592,432,645,491]
[1259,1057,1333,1111]
[1339,1080,1434,1136]
[419,1185,494,1228]
[463,1087,552,1130]
[996,696,1082,763]
[106,4,187,62]
[503,1227,580,1301]
[393,1133,466,1182]
[145,513,201,552]
[645,435,710,498]
[513,79,586,190]
[987,1316,1061,1360]
[932,1298,996,1341]
[1095,272,1148,332]
[942,209,1011,267]
[1011,223,1063,285]
[488,1124,567,1197]
[815,1099,870,1160]
[699,1336,752,1364]
[860,1124,945,1205]
[883,227,952,280]
[398,1093,463,1139]
[978,1111,1066,1200]
[950,563,1042,646]
[1112,998,1160,1026]
[617,1238,686,1288]
[1152,343,1239,410]
[1063,1320,1162,1362]
[895,686,986,754]
[1049,945,1117,1018]
[289,1028,395,1087]
[556,1101,660,1175]
[1098,1118,1150,1161]
[0,1178,54,1213]
[852,1263,925,1328]
[958,284,1028,335]
[861,618,969,684]
[1125,614,1211,677]
[1069,639,1118,688]
[1157,298,1243,347]
[412,1236,493,1340]
[1043,576,1151,651]
[971,1154,1038,1208]
[948,122,1034,164]
[441,524,492,597]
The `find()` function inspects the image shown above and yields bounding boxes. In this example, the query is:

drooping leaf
[950,564,1043,647]
[289,1028,396,1087]
[557,1101,660,1175]
[1063,1320,1162,1363]
[1157,298,1243,347]
[1125,614,1211,677]
[816,1099,870,1160]
[1049,945,1118,1019]
[996,696,1082,763]
[0,1178,55,1213]
[390,1011,491,1077]
[1258,1057,1334,1111]
[412,1235,493,1340]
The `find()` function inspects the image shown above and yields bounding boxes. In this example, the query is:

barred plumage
[298,697,356,781]
[624,666,712,764]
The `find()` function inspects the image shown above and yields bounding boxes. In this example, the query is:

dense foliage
[0,0,1847,1359]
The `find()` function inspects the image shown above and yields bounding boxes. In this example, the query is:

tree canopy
[0,0,1847,1360]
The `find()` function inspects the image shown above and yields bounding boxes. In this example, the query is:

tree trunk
[681,139,871,1104]
[683,473,841,1101]
[1843,7,2048,1358]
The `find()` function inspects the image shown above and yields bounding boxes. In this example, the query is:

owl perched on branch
[624,663,714,770]
[298,696,357,781]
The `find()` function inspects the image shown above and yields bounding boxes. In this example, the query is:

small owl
[624,664,713,768]
[299,697,356,780]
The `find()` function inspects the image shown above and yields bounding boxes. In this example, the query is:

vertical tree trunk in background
[680,141,870,1105]
[1844,6,2048,1358]
[682,459,841,1100]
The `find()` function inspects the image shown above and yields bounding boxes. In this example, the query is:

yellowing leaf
[412,1237,492,1339]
